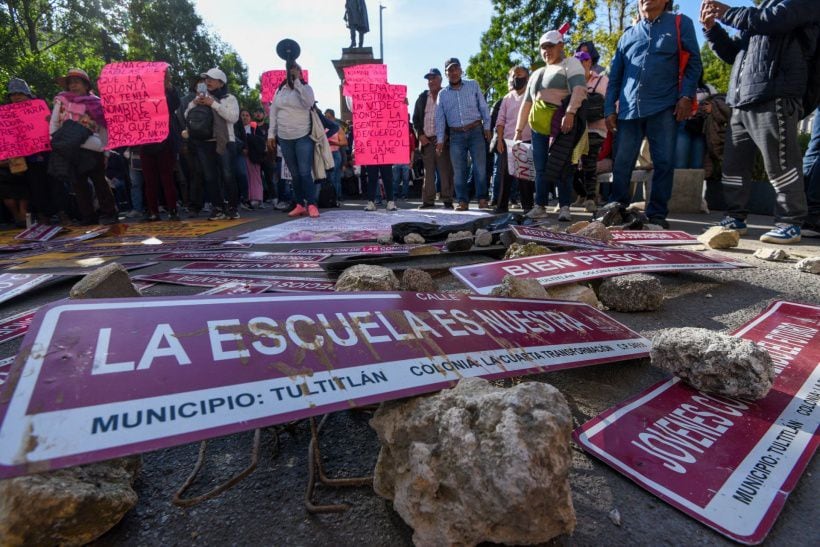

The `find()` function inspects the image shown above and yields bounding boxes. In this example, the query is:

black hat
[424,68,441,79]
[444,58,461,70]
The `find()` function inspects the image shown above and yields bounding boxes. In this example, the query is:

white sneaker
[386,201,397,211]
[525,205,548,219]
[558,206,572,222]
[364,201,376,211]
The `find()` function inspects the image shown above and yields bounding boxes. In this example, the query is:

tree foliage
[701,42,732,94]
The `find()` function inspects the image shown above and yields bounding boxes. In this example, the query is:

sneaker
[526,204,548,219]
[759,224,801,244]
[288,204,308,217]
[124,209,142,219]
[275,201,292,211]
[308,204,320,218]
[208,210,227,221]
[557,206,572,222]
[227,208,241,220]
[716,215,748,235]
[364,201,376,211]
[168,210,181,221]
[386,201,397,211]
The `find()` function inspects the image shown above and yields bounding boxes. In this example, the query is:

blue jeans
[279,134,316,206]
[449,125,488,204]
[366,164,394,202]
[611,108,677,219]
[803,107,820,224]
[531,130,561,206]
[674,122,705,169]
[129,165,143,212]
[330,150,342,199]
[192,140,237,210]
[392,164,411,198]
[234,146,249,201]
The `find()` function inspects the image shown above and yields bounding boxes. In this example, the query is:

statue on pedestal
[344,0,369,48]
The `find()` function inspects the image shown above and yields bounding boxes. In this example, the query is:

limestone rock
[546,283,600,308]
[753,248,790,262]
[335,264,400,292]
[0,457,141,546]
[404,233,425,245]
[575,221,612,243]
[408,245,441,256]
[490,275,548,299]
[474,228,493,247]
[504,242,551,259]
[401,268,437,292]
[697,226,740,249]
[377,234,395,245]
[795,256,820,274]
[566,221,589,234]
[371,377,576,547]
[597,274,664,312]
[445,230,474,252]
[651,328,774,399]
[69,263,140,299]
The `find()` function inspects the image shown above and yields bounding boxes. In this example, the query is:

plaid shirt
[435,78,490,141]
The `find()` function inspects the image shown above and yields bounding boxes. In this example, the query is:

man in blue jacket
[605,0,701,228]
[703,0,820,244]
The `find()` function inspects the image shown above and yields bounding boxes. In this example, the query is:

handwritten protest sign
[260,70,309,113]
[98,62,169,149]
[342,64,387,96]
[350,83,409,165]
[0,100,52,161]
[506,140,535,181]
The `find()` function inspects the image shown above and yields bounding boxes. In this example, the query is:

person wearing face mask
[492,66,532,213]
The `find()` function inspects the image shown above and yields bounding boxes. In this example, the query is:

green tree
[568,0,635,69]
[467,0,576,101]
[701,43,732,94]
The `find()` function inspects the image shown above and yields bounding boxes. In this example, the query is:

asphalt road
[1,200,818,547]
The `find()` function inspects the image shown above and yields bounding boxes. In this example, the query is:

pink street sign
[0,273,57,305]
[574,300,820,544]
[98,61,170,149]
[289,244,443,255]
[0,99,52,161]
[199,282,272,295]
[0,308,38,344]
[609,230,699,245]
[512,225,623,250]
[157,251,330,263]
[132,272,335,293]
[451,249,749,294]
[0,293,649,478]
[260,69,309,112]
[14,224,64,242]
[172,261,325,273]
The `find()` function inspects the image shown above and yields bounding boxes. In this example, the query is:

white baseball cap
[539,30,564,46]
[200,68,227,83]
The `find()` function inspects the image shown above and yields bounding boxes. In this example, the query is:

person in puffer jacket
[702,0,820,244]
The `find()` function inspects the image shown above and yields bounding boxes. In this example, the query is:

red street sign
[609,230,699,245]
[451,249,748,294]
[172,261,325,273]
[0,293,649,478]
[158,251,330,262]
[14,224,63,242]
[0,273,57,304]
[132,272,336,292]
[574,301,820,544]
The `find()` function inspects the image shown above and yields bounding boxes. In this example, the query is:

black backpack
[584,75,606,122]
[186,104,214,140]
[317,181,338,208]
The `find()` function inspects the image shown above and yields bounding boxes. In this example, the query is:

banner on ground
[506,140,535,181]
[260,69,309,113]
[609,230,699,245]
[0,99,52,161]
[574,300,820,544]
[98,62,170,149]
[0,293,649,478]
[342,64,387,96]
[350,83,409,165]
[451,249,749,294]
[133,272,335,292]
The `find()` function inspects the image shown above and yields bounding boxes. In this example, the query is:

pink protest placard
[0,99,52,161]
[98,62,169,149]
[351,83,410,166]
[260,70,309,112]
[342,64,387,96]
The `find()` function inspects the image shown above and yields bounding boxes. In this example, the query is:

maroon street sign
[199,282,273,295]
[0,293,649,478]
[609,230,699,245]
[172,261,325,273]
[511,225,625,250]
[451,249,749,294]
[14,224,63,242]
[574,301,820,544]
[0,273,57,304]
[0,307,38,344]
[132,272,336,292]
[289,244,443,255]
[0,357,12,387]
[157,251,330,262]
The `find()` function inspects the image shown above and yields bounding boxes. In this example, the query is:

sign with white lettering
[0,273,57,305]
[451,249,748,294]
[199,282,272,295]
[0,357,12,386]
[511,225,623,250]
[0,307,38,344]
[172,261,324,274]
[289,245,442,255]
[0,293,649,478]
[609,230,699,245]
[574,301,820,544]
[132,272,335,292]
[14,224,64,242]
[157,251,330,263]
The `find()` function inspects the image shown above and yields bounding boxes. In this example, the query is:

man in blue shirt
[435,58,492,210]
[604,0,701,228]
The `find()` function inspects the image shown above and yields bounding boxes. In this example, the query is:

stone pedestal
[331,47,382,122]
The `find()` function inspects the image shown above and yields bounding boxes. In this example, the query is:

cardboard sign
[342,64,388,96]
[506,140,535,181]
[610,230,699,245]
[451,249,748,294]
[574,301,820,544]
[0,293,649,478]
[0,308,37,344]
[260,69,309,112]
[0,99,52,161]
[512,225,621,250]
[133,272,335,292]
[157,251,329,263]
[172,261,324,274]
[0,273,56,305]
[98,62,170,149]
[350,83,409,166]
[14,224,64,242]
[199,282,273,295]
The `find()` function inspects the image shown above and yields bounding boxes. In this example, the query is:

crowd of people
[0,0,817,244]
